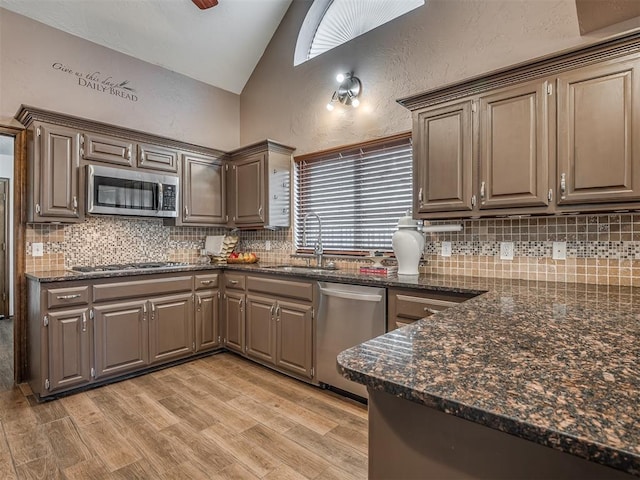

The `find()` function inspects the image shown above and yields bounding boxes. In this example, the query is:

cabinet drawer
[247,276,313,302]
[224,273,245,290]
[93,276,193,302]
[46,286,90,309]
[195,273,219,290]
[394,294,459,320]
[137,143,178,172]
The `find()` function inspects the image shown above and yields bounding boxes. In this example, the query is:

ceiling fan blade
[192,0,218,9]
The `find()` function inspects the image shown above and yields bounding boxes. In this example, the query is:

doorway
[0,178,9,318]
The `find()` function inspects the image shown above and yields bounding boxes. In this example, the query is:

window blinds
[294,136,413,253]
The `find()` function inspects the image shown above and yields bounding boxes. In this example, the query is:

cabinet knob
[424,307,439,315]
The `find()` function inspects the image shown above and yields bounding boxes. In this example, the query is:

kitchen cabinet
[412,79,552,218]
[400,34,640,217]
[222,273,246,353]
[179,152,226,226]
[47,307,92,392]
[195,289,220,352]
[148,292,194,364]
[137,142,179,173]
[227,140,294,229]
[557,58,640,206]
[93,299,149,379]
[29,122,82,222]
[387,288,476,331]
[245,275,314,380]
[81,132,133,167]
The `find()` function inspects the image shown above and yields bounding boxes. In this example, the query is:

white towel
[205,235,225,255]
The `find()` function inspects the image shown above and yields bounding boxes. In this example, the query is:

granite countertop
[26,262,640,474]
[337,279,640,476]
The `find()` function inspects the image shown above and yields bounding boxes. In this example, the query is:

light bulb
[351,98,360,108]
[336,73,345,83]
[326,102,335,111]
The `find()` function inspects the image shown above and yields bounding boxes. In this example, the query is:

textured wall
[0,8,240,151]
[240,0,634,155]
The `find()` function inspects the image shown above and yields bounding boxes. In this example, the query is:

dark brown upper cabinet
[557,58,640,206]
[137,142,179,172]
[478,80,552,210]
[29,122,83,222]
[81,132,133,167]
[413,100,473,214]
[399,31,640,218]
[228,140,294,229]
[179,152,226,226]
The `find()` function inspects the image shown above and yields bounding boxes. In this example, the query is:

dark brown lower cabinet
[246,294,277,364]
[195,289,221,352]
[275,300,313,379]
[93,299,149,379]
[47,307,91,392]
[223,291,245,353]
[149,293,194,364]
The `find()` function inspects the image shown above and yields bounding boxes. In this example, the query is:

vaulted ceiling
[0,0,293,95]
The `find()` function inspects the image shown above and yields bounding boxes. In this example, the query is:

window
[294,0,425,66]
[294,134,413,253]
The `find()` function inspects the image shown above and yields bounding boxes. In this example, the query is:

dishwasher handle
[319,287,382,302]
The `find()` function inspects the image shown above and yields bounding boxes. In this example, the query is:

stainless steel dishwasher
[316,281,386,399]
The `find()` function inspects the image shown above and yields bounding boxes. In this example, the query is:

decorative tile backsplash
[25,213,640,287]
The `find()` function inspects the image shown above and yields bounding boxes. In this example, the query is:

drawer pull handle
[424,307,439,315]
[57,294,81,300]
[229,280,239,285]
[81,312,87,332]
[200,280,213,285]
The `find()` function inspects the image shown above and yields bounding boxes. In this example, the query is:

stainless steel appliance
[316,282,386,400]
[71,261,188,273]
[87,165,179,218]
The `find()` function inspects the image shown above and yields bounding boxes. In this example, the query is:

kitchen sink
[262,265,339,274]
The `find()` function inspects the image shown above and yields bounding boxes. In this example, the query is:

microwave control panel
[161,184,177,211]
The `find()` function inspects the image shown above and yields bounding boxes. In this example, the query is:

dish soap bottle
[392,211,424,276]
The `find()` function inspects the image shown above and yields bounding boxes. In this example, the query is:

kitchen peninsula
[338,277,639,479]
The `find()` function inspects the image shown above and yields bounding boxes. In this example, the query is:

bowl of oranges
[227,252,259,264]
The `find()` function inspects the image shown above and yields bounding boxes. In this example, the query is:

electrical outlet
[552,241,567,260]
[441,241,452,257]
[265,240,271,251]
[32,242,44,257]
[499,242,514,261]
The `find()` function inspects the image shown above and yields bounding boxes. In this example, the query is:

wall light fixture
[326,72,362,111]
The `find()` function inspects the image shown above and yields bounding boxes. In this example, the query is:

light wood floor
[0,353,368,479]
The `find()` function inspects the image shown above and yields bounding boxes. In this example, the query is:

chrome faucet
[302,211,323,268]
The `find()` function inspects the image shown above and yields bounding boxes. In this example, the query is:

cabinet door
[195,290,220,352]
[93,300,148,378]
[478,81,551,209]
[35,123,81,220]
[275,300,313,379]
[223,291,245,353]
[137,143,179,172]
[81,132,133,166]
[245,294,276,364]
[557,58,640,204]
[413,101,473,214]
[232,153,265,225]
[181,153,226,225]
[47,308,91,392]
[148,293,194,364]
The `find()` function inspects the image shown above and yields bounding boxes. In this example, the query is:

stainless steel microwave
[86,165,179,218]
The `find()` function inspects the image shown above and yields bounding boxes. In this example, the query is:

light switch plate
[552,241,567,260]
[441,241,452,257]
[500,242,514,261]
[32,242,43,257]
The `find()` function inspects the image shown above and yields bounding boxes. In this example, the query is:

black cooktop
[71,262,188,273]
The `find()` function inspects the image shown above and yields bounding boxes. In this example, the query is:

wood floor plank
[326,423,368,455]
[59,392,105,427]
[262,463,310,480]
[127,372,178,401]
[5,424,52,466]
[316,465,366,480]
[25,397,68,426]
[111,458,163,480]
[158,393,220,432]
[14,455,63,480]
[76,419,141,472]
[226,393,297,434]
[126,392,180,431]
[240,424,330,479]
[42,417,93,469]
[283,424,368,479]
[160,422,236,472]
[161,461,213,480]
[209,462,261,480]
[62,457,114,480]
[202,425,283,478]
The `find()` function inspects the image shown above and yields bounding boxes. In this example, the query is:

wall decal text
[52,62,139,102]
